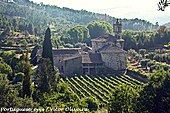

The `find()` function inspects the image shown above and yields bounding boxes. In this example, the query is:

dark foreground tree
[109,84,140,113]
[42,27,54,68]
[136,69,170,113]
[35,58,56,93]
[22,51,32,98]
[81,97,99,112]
[30,45,39,65]
[0,74,18,107]
[0,74,38,108]
[0,58,13,80]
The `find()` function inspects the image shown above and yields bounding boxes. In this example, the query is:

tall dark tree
[27,23,34,35]
[139,49,146,58]
[35,58,55,93]
[22,51,32,98]
[30,45,39,66]
[42,27,54,68]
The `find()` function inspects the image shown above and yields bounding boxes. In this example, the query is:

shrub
[140,59,150,67]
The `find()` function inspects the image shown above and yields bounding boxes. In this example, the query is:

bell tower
[114,19,124,49]
[114,19,122,39]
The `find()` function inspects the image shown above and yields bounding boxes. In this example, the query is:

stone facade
[100,50,126,70]
[62,56,82,76]
[52,48,81,72]
[82,53,103,75]
[91,39,127,71]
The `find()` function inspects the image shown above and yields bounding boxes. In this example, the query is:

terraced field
[61,75,143,105]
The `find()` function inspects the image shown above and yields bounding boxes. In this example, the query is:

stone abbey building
[38,19,127,76]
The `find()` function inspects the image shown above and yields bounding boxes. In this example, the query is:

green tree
[4,26,11,35]
[35,58,56,93]
[0,73,38,108]
[12,18,18,31]
[22,51,32,98]
[87,21,113,39]
[0,74,19,107]
[109,84,140,113]
[13,72,24,84]
[0,58,12,75]
[67,25,90,44]
[6,40,13,46]
[60,34,71,44]
[36,82,77,108]
[30,45,39,65]
[81,97,99,112]
[0,51,15,64]
[21,39,28,47]
[27,23,34,35]
[146,52,156,60]
[140,59,150,67]
[122,30,138,50]
[139,49,146,58]
[127,49,138,61]
[136,69,170,113]
[0,58,13,80]
[42,27,54,68]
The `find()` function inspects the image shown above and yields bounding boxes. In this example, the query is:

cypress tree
[30,45,39,66]
[42,27,54,68]
[35,58,53,93]
[22,51,32,98]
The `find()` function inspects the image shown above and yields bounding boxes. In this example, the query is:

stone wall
[63,57,82,76]
[101,52,127,70]
[53,54,74,72]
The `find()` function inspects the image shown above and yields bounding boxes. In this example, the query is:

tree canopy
[136,69,170,113]
[67,25,90,44]
[87,21,113,39]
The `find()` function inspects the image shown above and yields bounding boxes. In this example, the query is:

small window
[61,66,63,72]
[89,64,94,66]
[83,64,88,66]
